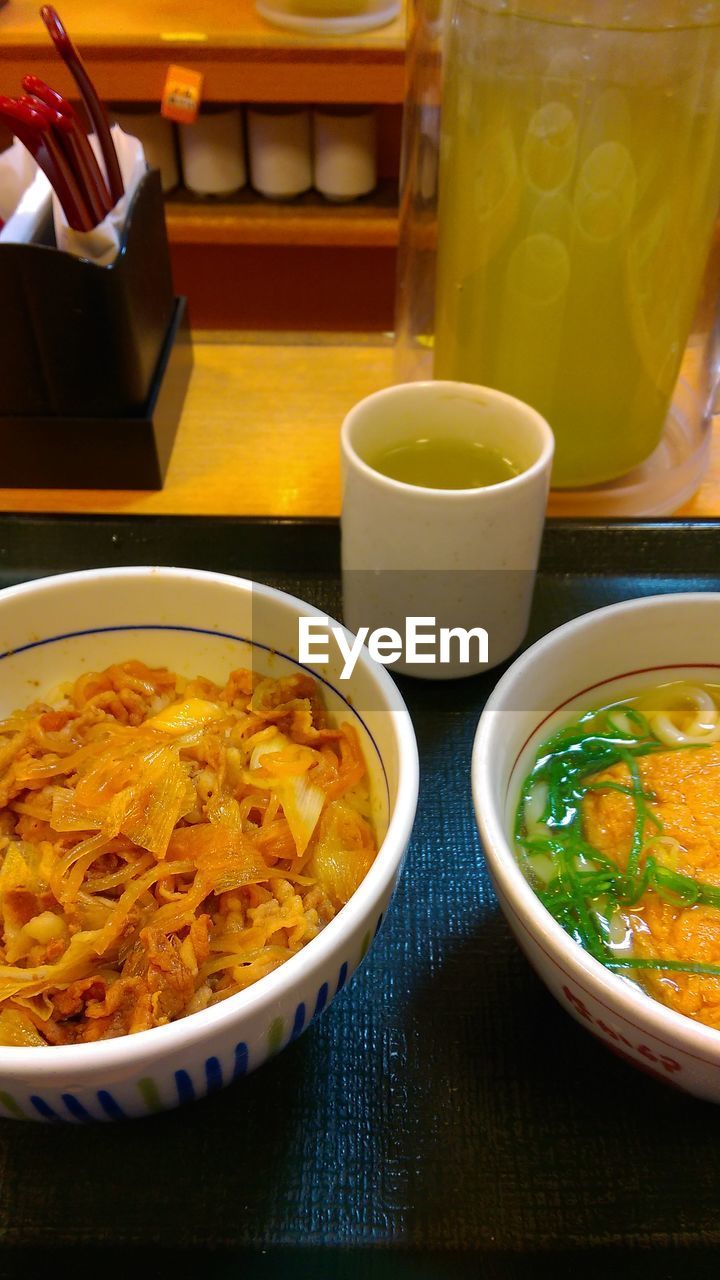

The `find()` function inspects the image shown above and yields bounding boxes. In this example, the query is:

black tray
[0,514,719,1280]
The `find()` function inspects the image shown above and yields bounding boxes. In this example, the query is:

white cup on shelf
[254,0,400,35]
[179,108,247,197]
[112,108,179,193]
[313,106,377,202]
[247,106,313,200]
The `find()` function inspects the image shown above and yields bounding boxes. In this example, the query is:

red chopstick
[40,6,124,207]
[22,74,111,223]
[18,92,107,226]
[0,95,94,231]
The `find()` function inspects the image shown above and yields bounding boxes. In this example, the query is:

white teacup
[340,381,554,679]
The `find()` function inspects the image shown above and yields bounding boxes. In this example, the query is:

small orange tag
[161,65,203,124]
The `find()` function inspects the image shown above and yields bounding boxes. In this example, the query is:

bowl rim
[0,565,420,1074]
[472,590,720,1064]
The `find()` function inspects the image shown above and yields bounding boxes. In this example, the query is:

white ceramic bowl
[473,593,720,1104]
[0,567,418,1121]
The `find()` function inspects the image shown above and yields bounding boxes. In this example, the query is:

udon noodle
[0,661,376,1046]
[516,681,720,1030]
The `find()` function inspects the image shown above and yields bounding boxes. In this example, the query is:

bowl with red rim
[0,566,419,1121]
[472,592,720,1103]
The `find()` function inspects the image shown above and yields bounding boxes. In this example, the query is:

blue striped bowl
[0,567,419,1121]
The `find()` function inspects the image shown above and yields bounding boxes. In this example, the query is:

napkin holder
[0,167,192,488]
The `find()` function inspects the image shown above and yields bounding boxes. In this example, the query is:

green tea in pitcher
[433,0,720,488]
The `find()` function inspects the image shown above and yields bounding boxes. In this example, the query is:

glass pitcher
[395,0,720,493]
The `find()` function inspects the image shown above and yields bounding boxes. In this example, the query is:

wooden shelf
[0,0,407,103]
[165,183,399,247]
[1,0,406,327]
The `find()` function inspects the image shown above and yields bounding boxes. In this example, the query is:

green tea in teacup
[368,436,519,490]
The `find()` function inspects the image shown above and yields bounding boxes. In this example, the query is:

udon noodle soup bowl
[473,593,720,1104]
[0,567,418,1121]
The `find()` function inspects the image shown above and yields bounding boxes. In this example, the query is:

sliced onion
[249,731,290,772]
[279,774,325,857]
[145,698,224,736]
[0,1008,46,1047]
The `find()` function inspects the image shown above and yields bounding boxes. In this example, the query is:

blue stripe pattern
[9,936,387,1121]
[174,1069,195,1106]
[290,1002,306,1041]
[205,1056,223,1093]
[233,1041,249,1080]
[313,982,329,1020]
[97,1090,126,1121]
[15,946,378,1120]
[61,1093,93,1123]
[30,1095,61,1122]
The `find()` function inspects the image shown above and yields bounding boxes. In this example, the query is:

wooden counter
[0,334,717,518]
